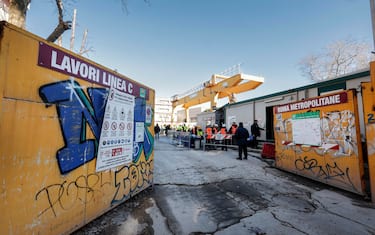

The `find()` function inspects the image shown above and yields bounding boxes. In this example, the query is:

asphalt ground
[73,135,375,235]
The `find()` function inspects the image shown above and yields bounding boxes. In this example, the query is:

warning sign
[96,87,135,172]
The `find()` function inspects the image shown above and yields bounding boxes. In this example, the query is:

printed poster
[135,122,145,142]
[292,111,321,146]
[145,105,152,125]
[96,88,135,172]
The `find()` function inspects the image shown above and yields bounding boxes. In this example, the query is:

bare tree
[79,29,94,56]
[3,0,150,43]
[299,38,373,82]
[46,0,71,42]
[5,0,31,28]
[3,0,71,42]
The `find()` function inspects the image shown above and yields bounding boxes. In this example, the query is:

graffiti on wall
[35,159,153,217]
[39,79,153,174]
[294,156,356,190]
[39,79,105,174]
[35,172,112,217]
[112,160,153,204]
[275,110,358,157]
[35,79,154,215]
[274,109,359,191]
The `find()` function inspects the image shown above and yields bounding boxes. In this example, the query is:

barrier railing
[203,134,233,151]
[168,131,264,153]
[169,131,202,149]
[203,134,263,152]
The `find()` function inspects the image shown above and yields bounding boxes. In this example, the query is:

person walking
[234,122,249,160]
[164,124,171,136]
[250,120,264,149]
[154,123,161,140]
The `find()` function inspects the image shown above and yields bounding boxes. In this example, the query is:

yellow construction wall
[363,61,375,203]
[0,22,155,234]
[274,90,365,195]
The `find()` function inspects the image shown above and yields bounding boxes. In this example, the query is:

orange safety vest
[220,127,227,134]
[206,127,213,139]
[230,125,237,134]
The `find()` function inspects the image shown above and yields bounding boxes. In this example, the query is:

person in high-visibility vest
[197,128,204,138]
[229,122,238,134]
[220,124,228,151]
[229,122,238,145]
[195,127,204,149]
[205,125,214,143]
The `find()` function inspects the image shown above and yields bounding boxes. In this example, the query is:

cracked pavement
[73,136,375,235]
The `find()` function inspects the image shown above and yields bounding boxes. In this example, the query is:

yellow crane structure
[171,73,264,123]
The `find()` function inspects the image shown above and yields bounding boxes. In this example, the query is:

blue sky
[26,0,372,103]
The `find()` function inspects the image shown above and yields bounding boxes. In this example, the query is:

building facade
[216,69,370,142]
[154,97,173,125]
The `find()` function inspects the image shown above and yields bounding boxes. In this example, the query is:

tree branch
[299,38,372,82]
[46,0,71,42]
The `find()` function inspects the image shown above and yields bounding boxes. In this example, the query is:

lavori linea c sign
[37,42,149,99]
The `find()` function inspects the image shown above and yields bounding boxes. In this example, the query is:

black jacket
[251,123,262,137]
[235,126,249,145]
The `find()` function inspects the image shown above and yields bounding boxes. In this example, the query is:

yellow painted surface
[363,61,375,202]
[172,73,264,110]
[0,22,155,234]
[274,90,365,195]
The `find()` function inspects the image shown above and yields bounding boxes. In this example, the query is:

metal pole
[370,0,375,52]
[70,9,77,51]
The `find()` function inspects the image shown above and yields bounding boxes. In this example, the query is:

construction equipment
[171,73,264,122]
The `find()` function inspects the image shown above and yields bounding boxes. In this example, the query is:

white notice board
[96,87,135,172]
[292,111,321,146]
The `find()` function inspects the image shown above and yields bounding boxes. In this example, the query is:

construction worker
[182,123,188,132]
[195,127,204,149]
[205,125,214,143]
[229,122,238,145]
[220,124,227,135]
[220,124,228,151]
[229,122,238,134]
[211,124,220,149]
[197,128,204,138]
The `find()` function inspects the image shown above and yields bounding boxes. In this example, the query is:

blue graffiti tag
[39,79,153,174]
[133,98,154,162]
